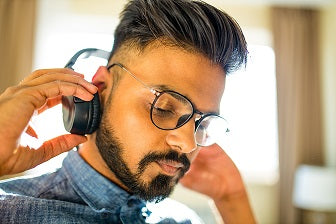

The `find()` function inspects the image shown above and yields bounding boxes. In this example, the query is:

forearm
[214,190,256,224]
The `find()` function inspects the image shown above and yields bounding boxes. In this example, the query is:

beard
[95,115,190,202]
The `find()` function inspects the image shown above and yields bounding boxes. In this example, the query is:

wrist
[214,189,256,224]
[214,187,248,204]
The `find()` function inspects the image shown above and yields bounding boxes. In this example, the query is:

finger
[41,81,95,101]
[21,68,84,83]
[37,96,62,114]
[17,80,96,110]
[198,144,226,158]
[1,134,87,176]
[179,172,200,189]
[23,73,97,94]
[179,176,192,187]
[25,125,38,138]
[34,134,87,165]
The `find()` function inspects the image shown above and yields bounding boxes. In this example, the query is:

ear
[92,66,112,92]
[91,66,113,109]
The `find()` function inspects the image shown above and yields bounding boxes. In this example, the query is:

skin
[0,44,256,223]
[80,44,225,189]
[0,69,96,176]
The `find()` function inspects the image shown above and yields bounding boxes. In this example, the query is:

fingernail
[90,84,98,93]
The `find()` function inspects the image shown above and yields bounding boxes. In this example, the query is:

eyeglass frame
[106,63,227,134]
[65,48,229,145]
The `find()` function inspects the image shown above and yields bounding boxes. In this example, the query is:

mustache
[138,150,191,174]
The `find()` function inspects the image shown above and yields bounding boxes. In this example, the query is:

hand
[0,68,98,176]
[180,144,245,201]
[180,144,256,224]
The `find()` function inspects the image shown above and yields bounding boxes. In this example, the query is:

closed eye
[152,106,175,118]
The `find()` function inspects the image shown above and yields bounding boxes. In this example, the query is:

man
[0,0,255,223]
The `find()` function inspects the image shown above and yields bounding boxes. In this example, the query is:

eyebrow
[150,84,220,115]
[151,84,176,92]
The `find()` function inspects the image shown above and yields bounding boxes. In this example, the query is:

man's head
[91,0,247,202]
[110,0,247,74]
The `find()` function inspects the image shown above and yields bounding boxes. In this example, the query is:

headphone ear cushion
[87,92,101,134]
[62,92,101,135]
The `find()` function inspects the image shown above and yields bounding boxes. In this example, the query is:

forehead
[121,44,226,113]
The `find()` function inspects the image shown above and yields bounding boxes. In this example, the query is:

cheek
[106,95,166,170]
[114,100,157,145]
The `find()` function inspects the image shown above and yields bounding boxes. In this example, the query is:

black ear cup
[87,92,101,134]
[62,92,101,135]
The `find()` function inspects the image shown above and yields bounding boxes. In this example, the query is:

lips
[156,160,184,176]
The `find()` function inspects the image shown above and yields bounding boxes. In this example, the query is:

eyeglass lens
[195,115,229,146]
[150,91,229,146]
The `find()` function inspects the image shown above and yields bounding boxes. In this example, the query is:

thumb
[33,134,87,165]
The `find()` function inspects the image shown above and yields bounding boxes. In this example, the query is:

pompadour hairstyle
[111,0,248,74]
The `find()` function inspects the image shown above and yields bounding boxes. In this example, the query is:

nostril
[165,121,197,153]
[171,145,183,152]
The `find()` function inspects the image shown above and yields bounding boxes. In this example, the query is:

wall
[320,3,336,167]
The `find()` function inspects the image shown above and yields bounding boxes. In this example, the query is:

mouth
[156,160,185,176]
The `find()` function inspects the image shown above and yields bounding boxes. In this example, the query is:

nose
[165,119,197,154]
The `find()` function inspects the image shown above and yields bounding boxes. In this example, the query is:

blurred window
[219,45,278,184]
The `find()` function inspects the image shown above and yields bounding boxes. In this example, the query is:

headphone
[62,48,110,135]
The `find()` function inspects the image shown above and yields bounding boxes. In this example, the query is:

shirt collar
[63,149,144,213]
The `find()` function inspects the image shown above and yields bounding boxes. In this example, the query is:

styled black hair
[111,0,247,74]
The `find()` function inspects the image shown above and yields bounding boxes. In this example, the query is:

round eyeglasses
[107,63,229,147]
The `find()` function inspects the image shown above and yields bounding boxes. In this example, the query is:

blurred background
[0,0,335,223]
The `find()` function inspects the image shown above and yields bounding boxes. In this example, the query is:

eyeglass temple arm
[64,48,111,69]
[108,63,158,95]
